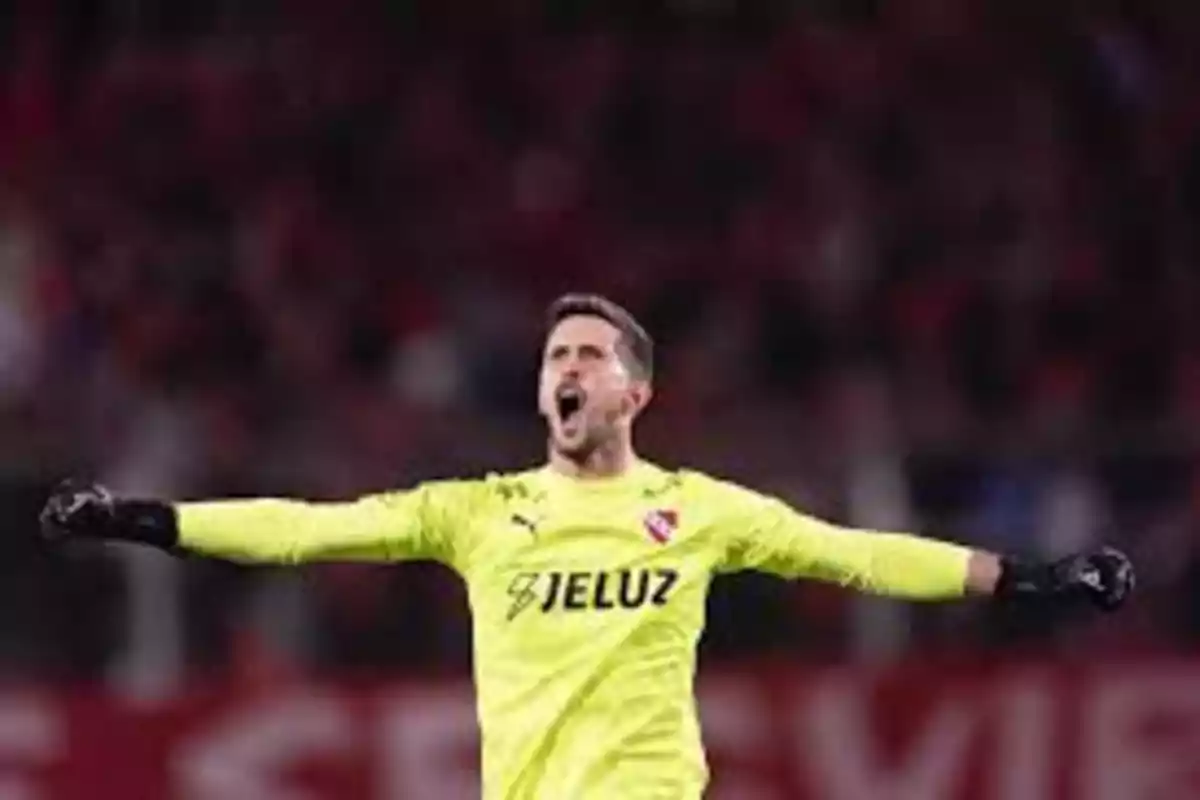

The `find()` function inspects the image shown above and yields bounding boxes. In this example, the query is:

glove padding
[999,547,1134,612]
[1056,547,1134,612]
[39,479,116,543]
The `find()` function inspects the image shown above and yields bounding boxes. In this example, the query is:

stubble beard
[550,420,618,465]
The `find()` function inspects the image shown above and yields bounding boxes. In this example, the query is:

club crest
[643,509,678,544]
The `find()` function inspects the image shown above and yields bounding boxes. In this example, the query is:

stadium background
[0,0,1197,797]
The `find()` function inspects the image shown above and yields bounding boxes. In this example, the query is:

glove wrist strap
[109,500,179,549]
[995,557,1057,599]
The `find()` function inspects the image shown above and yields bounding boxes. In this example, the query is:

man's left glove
[996,547,1134,612]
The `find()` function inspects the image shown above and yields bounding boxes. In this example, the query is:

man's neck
[547,440,638,480]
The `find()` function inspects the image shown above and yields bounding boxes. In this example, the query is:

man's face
[538,315,649,458]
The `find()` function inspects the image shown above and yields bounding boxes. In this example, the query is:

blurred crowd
[1,0,1199,688]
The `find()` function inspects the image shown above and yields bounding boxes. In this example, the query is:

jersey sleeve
[701,476,971,600]
[175,478,485,572]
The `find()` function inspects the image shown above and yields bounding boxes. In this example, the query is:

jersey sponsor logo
[506,573,541,621]
[505,568,680,620]
[643,509,678,544]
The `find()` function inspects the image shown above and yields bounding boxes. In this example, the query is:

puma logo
[512,513,540,535]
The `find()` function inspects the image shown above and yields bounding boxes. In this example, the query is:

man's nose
[560,355,583,379]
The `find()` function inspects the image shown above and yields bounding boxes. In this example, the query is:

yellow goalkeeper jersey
[176,460,971,800]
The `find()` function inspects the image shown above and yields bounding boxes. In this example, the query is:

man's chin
[551,429,593,459]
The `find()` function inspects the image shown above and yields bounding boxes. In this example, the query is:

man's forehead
[545,315,622,349]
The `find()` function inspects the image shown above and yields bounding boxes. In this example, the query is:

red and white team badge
[643,509,678,544]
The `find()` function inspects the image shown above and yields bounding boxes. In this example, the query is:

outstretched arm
[39,478,475,568]
[174,493,447,564]
[713,484,1132,610]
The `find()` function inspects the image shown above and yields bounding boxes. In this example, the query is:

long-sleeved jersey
[176,460,971,800]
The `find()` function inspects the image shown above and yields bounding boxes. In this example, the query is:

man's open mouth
[555,385,586,422]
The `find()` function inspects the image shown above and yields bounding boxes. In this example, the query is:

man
[41,293,1133,800]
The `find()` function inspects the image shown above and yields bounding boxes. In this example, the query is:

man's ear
[628,382,653,416]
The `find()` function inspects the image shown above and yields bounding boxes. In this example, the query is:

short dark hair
[546,293,654,380]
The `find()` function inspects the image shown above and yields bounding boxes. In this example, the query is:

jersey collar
[538,459,661,495]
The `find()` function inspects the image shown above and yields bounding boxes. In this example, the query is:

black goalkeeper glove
[996,547,1134,612]
[39,478,178,549]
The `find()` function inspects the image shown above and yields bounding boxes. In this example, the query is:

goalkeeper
[41,293,1134,800]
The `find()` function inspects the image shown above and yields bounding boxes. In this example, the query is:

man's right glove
[39,479,178,549]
